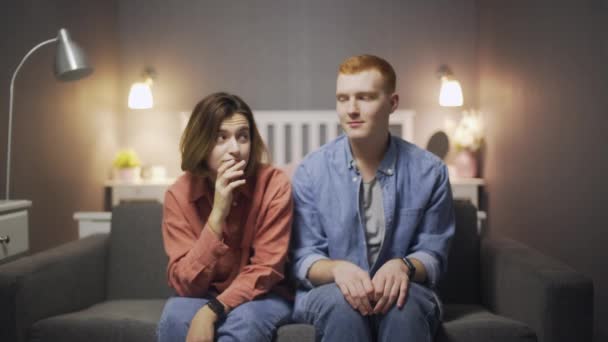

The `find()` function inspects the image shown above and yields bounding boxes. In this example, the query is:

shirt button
[352,177,357,182]
[387,169,393,175]
[232,201,238,207]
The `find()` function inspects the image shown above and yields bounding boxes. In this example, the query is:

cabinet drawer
[0,210,29,260]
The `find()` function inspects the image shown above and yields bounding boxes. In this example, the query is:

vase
[113,167,141,183]
[453,150,478,178]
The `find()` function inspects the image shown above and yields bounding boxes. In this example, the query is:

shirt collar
[344,134,397,177]
[378,135,397,176]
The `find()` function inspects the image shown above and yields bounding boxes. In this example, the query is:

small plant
[113,149,141,169]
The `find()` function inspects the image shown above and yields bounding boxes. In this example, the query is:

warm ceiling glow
[439,77,463,107]
[128,81,153,109]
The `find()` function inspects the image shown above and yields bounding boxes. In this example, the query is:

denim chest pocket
[390,207,424,255]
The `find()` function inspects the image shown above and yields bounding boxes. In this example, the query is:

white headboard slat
[254,110,415,166]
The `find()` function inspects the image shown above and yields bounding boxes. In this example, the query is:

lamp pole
[6,38,58,200]
[5,28,92,200]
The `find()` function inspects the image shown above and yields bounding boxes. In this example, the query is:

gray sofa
[0,201,592,342]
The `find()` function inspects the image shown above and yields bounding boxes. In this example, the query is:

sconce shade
[54,29,93,81]
[128,82,154,109]
[439,77,464,107]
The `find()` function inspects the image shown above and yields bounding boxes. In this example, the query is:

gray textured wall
[0,0,120,252]
[0,0,478,251]
[116,0,478,177]
[478,1,608,340]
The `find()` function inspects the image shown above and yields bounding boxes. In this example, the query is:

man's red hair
[338,54,396,93]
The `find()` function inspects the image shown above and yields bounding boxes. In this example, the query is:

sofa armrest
[481,236,593,342]
[0,234,109,342]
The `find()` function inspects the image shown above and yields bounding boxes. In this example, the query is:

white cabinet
[104,178,484,207]
[105,179,174,207]
[0,200,31,262]
[104,177,484,207]
[450,178,486,233]
[74,211,112,238]
[450,177,484,208]
[75,180,174,239]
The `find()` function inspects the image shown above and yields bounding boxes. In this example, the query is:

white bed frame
[253,110,415,166]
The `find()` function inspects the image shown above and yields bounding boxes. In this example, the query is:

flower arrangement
[452,110,484,152]
[112,149,141,169]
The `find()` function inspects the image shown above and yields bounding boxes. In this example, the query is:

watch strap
[401,257,416,280]
[206,298,226,320]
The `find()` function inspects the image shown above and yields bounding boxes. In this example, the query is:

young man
[290,55,455,341]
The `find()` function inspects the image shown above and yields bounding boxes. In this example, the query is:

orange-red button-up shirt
[161,165,293,309]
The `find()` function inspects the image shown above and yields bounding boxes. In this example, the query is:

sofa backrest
[106,201,173,300]
[437,200,481,304]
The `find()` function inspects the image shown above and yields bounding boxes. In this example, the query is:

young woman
[157,92,293,342]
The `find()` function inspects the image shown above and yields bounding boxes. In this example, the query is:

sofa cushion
[277,305,537,342]
[437,304,537,342]
[276,324,315,342]
[29,298,313,342]
[438,200,481,305]
[107,202,173,300]
[26,297,536,342]
[29,299,165,342]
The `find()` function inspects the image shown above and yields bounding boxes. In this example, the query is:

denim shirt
[291,134,455,291]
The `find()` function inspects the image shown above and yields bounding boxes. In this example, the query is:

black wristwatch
[206,298,226,320]
[401,257,416,280]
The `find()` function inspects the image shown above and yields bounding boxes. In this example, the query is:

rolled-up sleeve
[407,164,455,288]
[290,164,329,289]
[162,191,230,297]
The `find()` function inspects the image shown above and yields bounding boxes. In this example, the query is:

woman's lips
[348,121,364,128]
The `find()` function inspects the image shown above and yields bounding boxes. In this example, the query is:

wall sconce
[437,65,463,107]
[128,67,156,109]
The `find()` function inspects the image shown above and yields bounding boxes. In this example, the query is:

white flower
[453,110,484,151]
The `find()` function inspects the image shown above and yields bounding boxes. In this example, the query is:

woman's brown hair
[180,92,267,179]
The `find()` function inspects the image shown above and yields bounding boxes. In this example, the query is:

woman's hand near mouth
[208,158,247,236]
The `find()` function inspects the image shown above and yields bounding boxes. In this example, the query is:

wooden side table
[450,177,484,208]
[450,177,486,233]
[105,179,174,207]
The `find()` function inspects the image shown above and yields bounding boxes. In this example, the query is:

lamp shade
[54,28,93,81]
[439,77,464,107]
[128,82,154,109]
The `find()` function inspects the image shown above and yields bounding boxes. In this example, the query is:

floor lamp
[4,28,93,200]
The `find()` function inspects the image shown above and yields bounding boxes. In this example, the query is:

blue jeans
[157,293,292,342]
[293,283,440,342]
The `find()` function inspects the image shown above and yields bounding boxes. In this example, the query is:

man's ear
[390,93,399,112]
